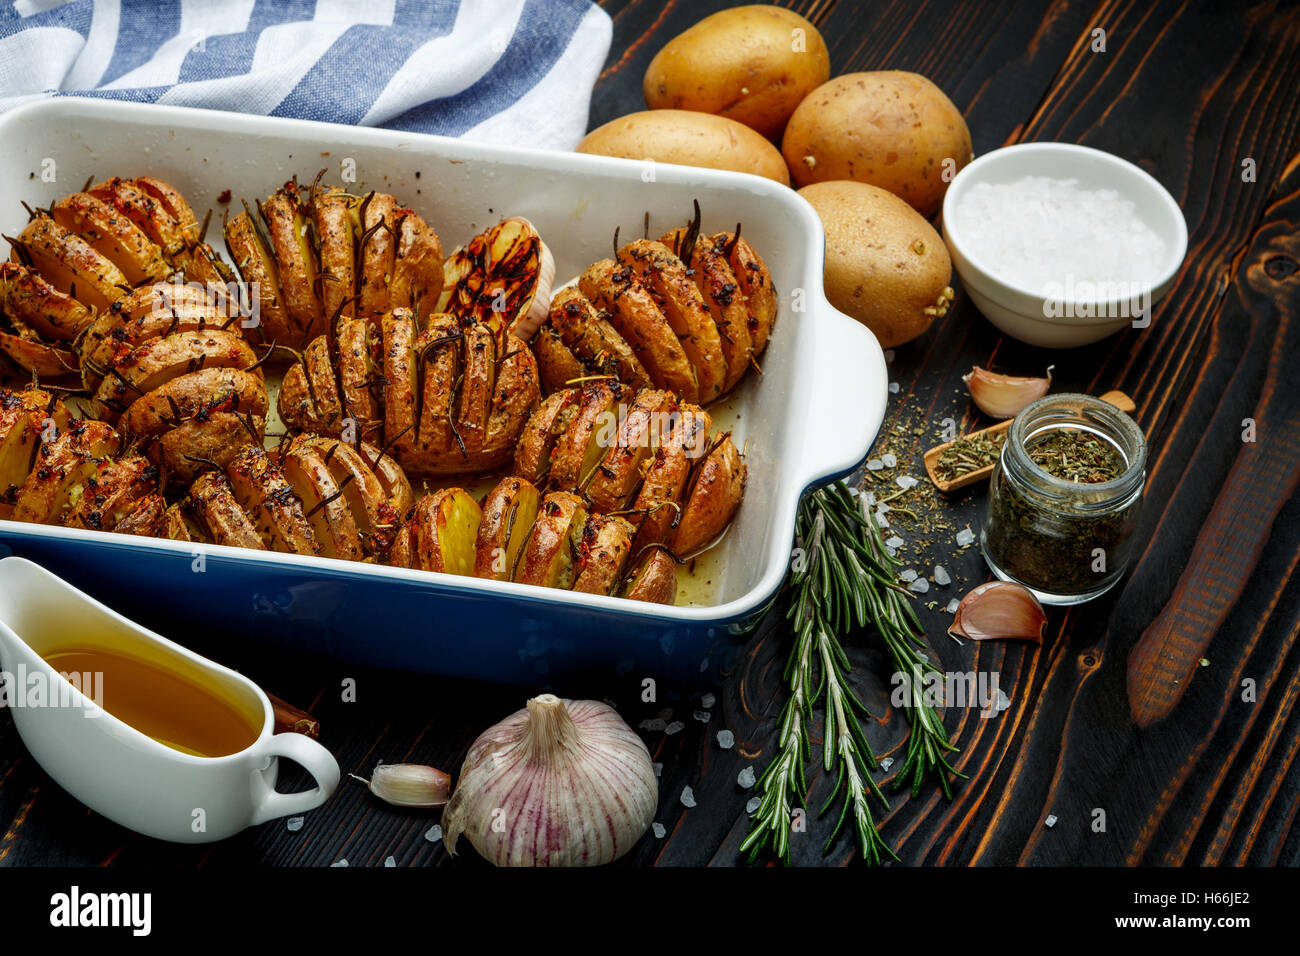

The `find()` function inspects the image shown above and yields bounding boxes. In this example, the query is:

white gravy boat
[0,557,339,843]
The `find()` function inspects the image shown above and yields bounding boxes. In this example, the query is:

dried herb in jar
[935,429,1006,482]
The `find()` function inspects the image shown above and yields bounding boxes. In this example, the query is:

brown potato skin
[513,389,580,483]
[672,435,746,556]
[572,513,635,596]
[643,5,830,140]
[620,548,678,605]
[513,491,587,589]
[798,180,952,348]
[782,71,972,216]
[577,110,790,185]
[390,488,481,575]
[474,476,541,580]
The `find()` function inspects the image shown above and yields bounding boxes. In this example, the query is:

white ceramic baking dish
[0,97,885,686]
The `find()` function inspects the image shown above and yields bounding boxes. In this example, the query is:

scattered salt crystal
[1044,814,1058,828]
[680,786,697,808]
[886,546,897,558]
[425,825,442,844]
[885,536,904,549]
[737,766,756,789]
[881,452,898,468]
[884,349,896,363]
[876,513,890,529]
[665,720,685,735]
[652,823,666,839]
[862,491,876,506]
[653,762,663,778]
[746,797,761,814]
[888,382,900,394]
[900,568,918,582]
[384,856,396,868]
[876,502,891,514]
[934,565,951,586]
[996,689,1011,712]
[693,710,711,723]
[716,729,735,749]
[896,474,918,490]
[639,718,667,732]
[909,578,930,594]
[331,859,349,868]
[945,598,961,614]
[880,757,894,772]
[700,692,715,709]
[867,459,884,471]
[286,816,304,832]
[956,527,976,547]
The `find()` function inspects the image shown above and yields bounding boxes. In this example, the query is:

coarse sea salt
[954,175,1166,295]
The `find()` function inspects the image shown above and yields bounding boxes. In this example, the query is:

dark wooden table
[2,0,1298,868]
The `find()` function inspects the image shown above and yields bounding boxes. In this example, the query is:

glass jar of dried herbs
[980,394,1146,605]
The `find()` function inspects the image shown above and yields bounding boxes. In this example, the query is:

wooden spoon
[924,390,1136,493]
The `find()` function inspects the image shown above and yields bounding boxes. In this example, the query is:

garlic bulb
[443,694,657,866]
[963,365,1053,419]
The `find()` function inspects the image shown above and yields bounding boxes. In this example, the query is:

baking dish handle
[794,298,888,490]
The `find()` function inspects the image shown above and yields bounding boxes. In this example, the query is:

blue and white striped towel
[0,0,612,150]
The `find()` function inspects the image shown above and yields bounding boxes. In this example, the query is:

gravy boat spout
[0,556,339,843]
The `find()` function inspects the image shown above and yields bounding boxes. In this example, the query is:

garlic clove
[350,763,450,808]
[443,694,657,866]
[948,581,1048,643]
[963,365,1053,419]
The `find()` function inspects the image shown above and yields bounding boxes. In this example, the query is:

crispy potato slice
[672,434,746,557]
[335,316,382,439]
[133,177,202,245]
[389,488,481,575]
[154,413,265,486]
[0,390,70,510]
[13,215,128,313]
[620,548,678,604]
[13,419,121,525]
[279,441,363,562]
[513,388,580,484]
[0,330,79,377]
[113,492,167,537]
[391,209,444,315]
[547,381,620,492]
[513,491,588,589]
[225,446,319,555]
[545,286,651,391]
[716,231,777,357]
[303,437,408,556]
[190,469,264,550]
[585,387,674,513]
[474,475,541,581]
[63,455,160,532]
[88,177,190,261]
[119,367,268,441]
[80,282,229,373]
[224,209,292,347]
[531,322,587,394]
[457,322,497,438]
[311,186,358,324]
[0,262,94,342]
[618,240,727,402]
[51,192,170,285]
[631,403,712,551]
[665,230,753,393]
[260,183,323,344]
[381,307,423,462]
[572,513,635,595]
[579,259,697,401]
[93,329,261,415]
[358,192,399,318]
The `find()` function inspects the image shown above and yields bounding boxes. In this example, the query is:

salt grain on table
[900,568,918,582]
[946,598,961,614]
[885,536,905,549]
[664,720,685,735]
[737,766,756,789]
[286,816,304,832]
[653,762,663,777]
[700,692,715,709]
[639,718,667,732]
[909,578,930,594]
[880,757,894,772]
[652,823,666,839]
[896,474,918,489]
[934,565,951,586]
[863,491,876,506]
[1044,814,1058,828]
[956,527,976,547]
[425,824,442,844]
[746,797,761,814]
[680,786,697,808]
[693,710,711,723]
[331,859,348,867]
[867,458,884,471]
[888,382,900,394]
[384,856,396,867]
[881,452,898,468]
[716,729,735,749]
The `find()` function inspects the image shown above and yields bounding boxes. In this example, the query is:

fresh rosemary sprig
[743,481,964,865]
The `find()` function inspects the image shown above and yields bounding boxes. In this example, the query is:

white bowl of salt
[941,142,1187,348]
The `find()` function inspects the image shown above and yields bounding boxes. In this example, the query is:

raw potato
[782,71,972,216]
[643,5,830,140]
[576,110,790,185]
[799,181,953,348]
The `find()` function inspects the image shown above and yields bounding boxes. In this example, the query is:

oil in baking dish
[41,646,262,758]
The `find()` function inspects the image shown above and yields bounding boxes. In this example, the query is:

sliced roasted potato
[335,316,382,439]
[579,259,697,402]
[13,214,128,313]
[474,475,541,581]
[190,469,265,550]
[154,413,265,485]
[303,437,409,557]
[279,440,363,561]
[391,208,444,315]
[663,229,752,393]
[277,333,343,436]
[0,330,79,377]
[113,492,167,537]
[716,231,777,356]
[51,192,169,285]
[630,403,712,552]
[80,282,229,374]
[225,446,319,555]
[358,192,400,318]
[0,389,69,511]
[311,186,358,324]
[546,381,621,493]
[584,387,674,513]
[259,182,322,344]
[160,499,212,543]
[88,177,192,260]
[544,286,650,392]
[0,262,94,342]
[224,208,292,347]
[63,455,160,532]
[93,329,261,415]
[572,513,635,595]
[13,420,122,525]
[119,367,268,442]
[672,435,746,557]
[513,388,580,484]
[389,488,482,575]
[513,491,588,589]
[620,548,678,604]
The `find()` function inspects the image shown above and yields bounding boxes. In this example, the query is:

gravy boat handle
[249,731,341,825]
